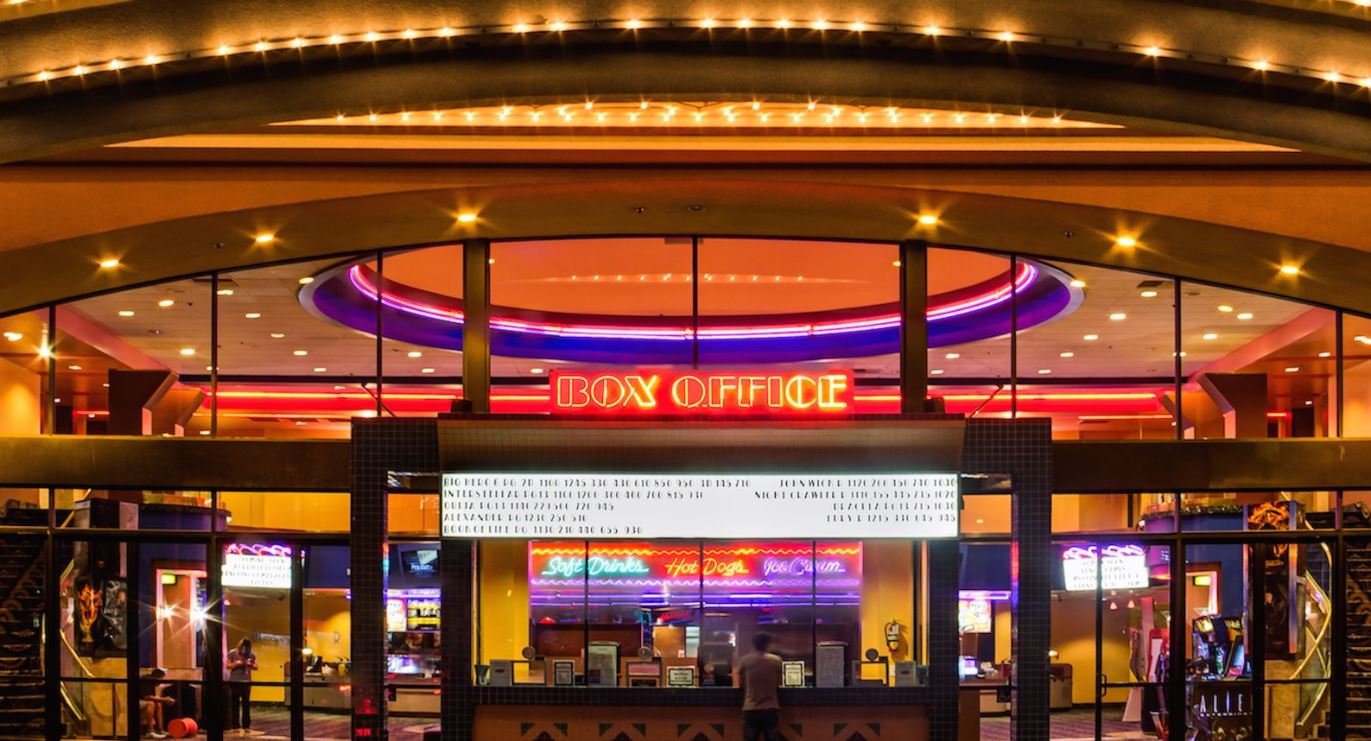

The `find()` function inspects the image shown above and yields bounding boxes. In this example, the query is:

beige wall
[0,356,41,506]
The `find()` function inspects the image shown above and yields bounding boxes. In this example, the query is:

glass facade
[1,237,1369,741]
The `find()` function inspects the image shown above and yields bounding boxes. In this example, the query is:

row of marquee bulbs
[8,15,1371,93]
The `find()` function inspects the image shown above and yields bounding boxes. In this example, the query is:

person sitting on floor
[139,667,175,739]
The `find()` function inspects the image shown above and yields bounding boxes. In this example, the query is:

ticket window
[481,539,908,688]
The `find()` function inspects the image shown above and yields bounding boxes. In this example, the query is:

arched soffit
[3,0,1371,161]
[4,178,1367,317]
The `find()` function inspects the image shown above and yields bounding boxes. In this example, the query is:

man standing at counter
[738,633,783,741]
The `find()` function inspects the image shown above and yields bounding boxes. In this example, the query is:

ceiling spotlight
[1109,313,1127,321]
[917,214,939,226]
[1140,290,1158,298]
[293,349,309,356]
[1279,264,1300,276]
[1318,351,1332,358]
[118,310,135,317]
[98,258,120,269]
[1237,312,1254,320]
[1115,236,1138,249]
[945,352,961,360]
[179,348,196,357]
[407,351,423,358]
[254,233,275,245]
[1069,279,1086,288]
[244,312,261,319]
[930,369,944,375]
[158,299,174,308]
[313,367,328,373]
[530,367,546,375]
[217,288,234,296]
[1059,352,1075,358]
[457,212,478,223]
[420,367,436,374]
[1203,333,1219,340]
[270,332,286,339]
[298,276,315,285]
[3,332,22,342]
[1037,369,1052,375]
[1285,366,1300,373]
[1217,305,1234,313]
[1083,334,1099,341]
[67,364,82,371]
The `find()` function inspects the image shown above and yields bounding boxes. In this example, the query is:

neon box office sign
[549,369,854,415]
[440,473,960,539]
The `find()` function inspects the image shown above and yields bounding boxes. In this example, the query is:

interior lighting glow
[98,258,120,269]
[254,233,275,245]
[2,332,23,342]
[179,348,196,357]
[158,299,174,308]
[1279,264,1300,276]
[1109,313,1127,321]
[1069,279,1086,288]
[1140,290,1158,298]
[1115,235,1138,248]
[1203,333,1218,340]
[1237,312,1254,320]
[1285,366,1301,373]
[457,212,478,223]
[293,349,309,356]
[1218,305,1234,313]
[1082,334,1099,341]
[118,310,135,317]
[917,214,939,226]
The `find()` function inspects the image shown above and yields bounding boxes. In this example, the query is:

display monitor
[401,548,439,577]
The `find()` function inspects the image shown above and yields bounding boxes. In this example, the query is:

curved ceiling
[1,0,1371,162]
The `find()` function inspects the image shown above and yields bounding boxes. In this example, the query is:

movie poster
[1246,501,1299,659]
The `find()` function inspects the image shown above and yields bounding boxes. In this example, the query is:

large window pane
[1182,283,1334,438]
[372,246,464,417]
[930,249,1012,416]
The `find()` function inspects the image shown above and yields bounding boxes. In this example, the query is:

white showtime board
[441,473,959,539]
[221,552,291,589]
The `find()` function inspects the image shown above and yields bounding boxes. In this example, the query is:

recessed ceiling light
[254,233,276,245]
[530,367,546,375]
[1059,351,1074,358]
[179,348,196,357]
[1082,334,1099,341]
[199,430,211,436]
[334,385,347,390]
[359,409,378,418]
[420,367,436,374]
[1279,264,1300,276]
[945,352,960,360]
[67,364,82,371]
[407,351,423,358]
[1037,369,1052,375]
[457,212,478,223]
[118,310,135,317]
[271,332,286,339]
[1357,335,1371,345]
[298,276,315,285]
[1203,333,1219,340]
[157,299,174,308]
[293,349,308,356]
[1237,312,1254,320]
[1285,366,1300,373]
[1140,290,1158,298]
[313,367,328,373]
[1069,279,1086,288]
[244,312,261,319]
[98,258,120,269]
[1109,312,1127,321]
[217,288,235,296]
[1318,351,1332,358]
[1217,305,1234,313]
[1115,236,1138,248]
[3,331,23,342]
[931,369,945,375]
[917,214,939,226]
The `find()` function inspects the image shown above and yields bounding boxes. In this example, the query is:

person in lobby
[227,638,259,736]
[737,632,783,741]
[139,667,174,739]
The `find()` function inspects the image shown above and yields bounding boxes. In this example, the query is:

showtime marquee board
[221,543,292,589]
[441,473,959,539]
[1061,544,1150,591]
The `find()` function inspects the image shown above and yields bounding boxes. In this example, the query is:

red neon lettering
[550,370,854,415]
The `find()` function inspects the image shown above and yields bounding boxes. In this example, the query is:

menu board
[441,473,959,539]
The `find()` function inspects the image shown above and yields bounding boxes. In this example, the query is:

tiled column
[926,538,961,737]
[964,419,1054,741]
[440,539,475,741]
[351,419,441,741]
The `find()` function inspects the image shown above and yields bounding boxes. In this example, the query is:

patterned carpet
[982,708,1149,741]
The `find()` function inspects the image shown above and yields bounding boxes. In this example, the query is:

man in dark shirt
[139,667,174,739]
[737,633,783,741]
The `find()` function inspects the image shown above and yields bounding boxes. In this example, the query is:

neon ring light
[302,255,1081,364]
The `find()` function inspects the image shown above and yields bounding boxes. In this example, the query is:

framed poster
[782,661,806,688]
